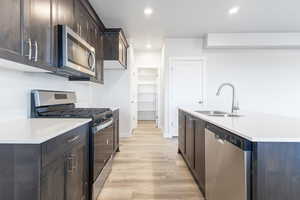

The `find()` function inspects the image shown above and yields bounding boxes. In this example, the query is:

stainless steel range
[31,90,114,200]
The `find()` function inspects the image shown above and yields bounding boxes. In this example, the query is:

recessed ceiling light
[146,44,152,49]
[228,6,240,15]
[144,8,153,16]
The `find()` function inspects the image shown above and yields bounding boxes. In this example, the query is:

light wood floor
[98,121,204,200]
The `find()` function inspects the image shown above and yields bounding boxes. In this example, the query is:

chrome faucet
[216,83,240,114]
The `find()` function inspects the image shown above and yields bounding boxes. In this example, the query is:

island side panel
[252,142,300,200]
[0,144,41,200]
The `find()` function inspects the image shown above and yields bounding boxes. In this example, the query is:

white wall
[203,48,300,118]
[0,67,101,122]
[135,51,162,67]
[91,46,135,137]
[163,39,204,137]
[0,48,134,137]
[162,38,300,137]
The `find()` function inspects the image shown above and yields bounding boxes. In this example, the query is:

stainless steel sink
[195,110,243,117]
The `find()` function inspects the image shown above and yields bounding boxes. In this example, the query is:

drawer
[41,124,89,168]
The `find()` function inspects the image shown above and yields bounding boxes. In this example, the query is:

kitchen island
[178,107,300,200]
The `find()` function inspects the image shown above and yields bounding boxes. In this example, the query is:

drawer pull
[67,154,77,173]
[68,135,80,143]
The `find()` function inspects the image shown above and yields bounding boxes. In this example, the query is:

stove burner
[38,108,112,123]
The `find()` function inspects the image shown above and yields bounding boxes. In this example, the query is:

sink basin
[195,110,243,117]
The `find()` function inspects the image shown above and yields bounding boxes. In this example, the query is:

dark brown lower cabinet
[185,115,195,169]
[41,156,65,200]
[252,142,300,200]
[178,110,206,196]
[0,124,89,200]
[194,119,206,195]
[113,109,120,153]
[178,110,186,154]
[65,142,88,200]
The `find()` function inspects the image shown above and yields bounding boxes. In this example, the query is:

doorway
[137,67,159,127]
[168,57,205,137]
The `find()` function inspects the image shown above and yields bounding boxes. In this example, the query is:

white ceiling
[90,0,300,50]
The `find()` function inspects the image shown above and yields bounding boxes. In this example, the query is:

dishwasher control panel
[206,123,252,151]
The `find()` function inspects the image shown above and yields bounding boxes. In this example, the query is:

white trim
[167,57,206,138]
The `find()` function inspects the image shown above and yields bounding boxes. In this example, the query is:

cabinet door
[26,0,52,66]
[65,143,88,200]
[74,0,89,41]
[185,115,195,169]
[57,0,74,29]
[0,0,23,60]
[41,156,65,200]
[178,110,186,154]
[95,32,104,83]
[113,118,119,152]
[195,119,206,194]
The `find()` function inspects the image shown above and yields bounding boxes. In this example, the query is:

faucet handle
[234,101,240,111]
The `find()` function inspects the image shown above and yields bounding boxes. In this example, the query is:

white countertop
[180,107,300,142]
[0,118,91,144]
[111,107,119,112]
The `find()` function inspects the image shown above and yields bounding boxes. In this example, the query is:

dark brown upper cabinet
[0,0,57,72]
[0,0,23,63]
[103,28,129,69]
[24,0,53,67]
[57,0,75,30]
[0,0,123,83]
[69,0,104,84]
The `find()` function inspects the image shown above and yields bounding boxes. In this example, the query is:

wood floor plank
[98,121,204,200]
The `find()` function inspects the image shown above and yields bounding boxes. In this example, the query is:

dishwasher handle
[214,134,225,144]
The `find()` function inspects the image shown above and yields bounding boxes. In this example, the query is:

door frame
[167,57,206,138]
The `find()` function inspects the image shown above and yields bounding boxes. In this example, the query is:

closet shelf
[138,82,156,85]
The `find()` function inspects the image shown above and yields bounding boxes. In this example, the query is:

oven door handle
[92,119,114,134]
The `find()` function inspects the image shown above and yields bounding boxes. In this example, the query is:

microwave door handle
[91,52,96,71]
[88,52,96,72]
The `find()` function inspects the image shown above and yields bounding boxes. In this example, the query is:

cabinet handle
[67,156,74,172]
[25,38,32,60]
[80,25,82,36]
[34,41,38,62]
[106,139,109,145]
[68,135,80,143]
[67,154,77,173]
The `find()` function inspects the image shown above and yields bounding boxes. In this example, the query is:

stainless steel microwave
[58,25,96,77]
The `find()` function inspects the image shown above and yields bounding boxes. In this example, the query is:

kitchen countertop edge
[0,118,92,144]
[179,107,300,143]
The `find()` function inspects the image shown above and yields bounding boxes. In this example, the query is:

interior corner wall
[0,66,104,122]
[159,45,166,130]
[162,38,204,137]
[91,46,135,138]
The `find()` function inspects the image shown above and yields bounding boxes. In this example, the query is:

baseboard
[120,131,132,138]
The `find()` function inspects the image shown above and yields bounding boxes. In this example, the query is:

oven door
[59,25,96,77]
[93,119,114,181]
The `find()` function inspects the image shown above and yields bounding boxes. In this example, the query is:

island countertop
[180,107,300,142]
[0,118,91,144]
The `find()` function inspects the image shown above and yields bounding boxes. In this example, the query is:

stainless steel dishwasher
[205,124,252,200]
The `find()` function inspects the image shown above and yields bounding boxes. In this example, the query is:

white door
[169,58,204,137]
